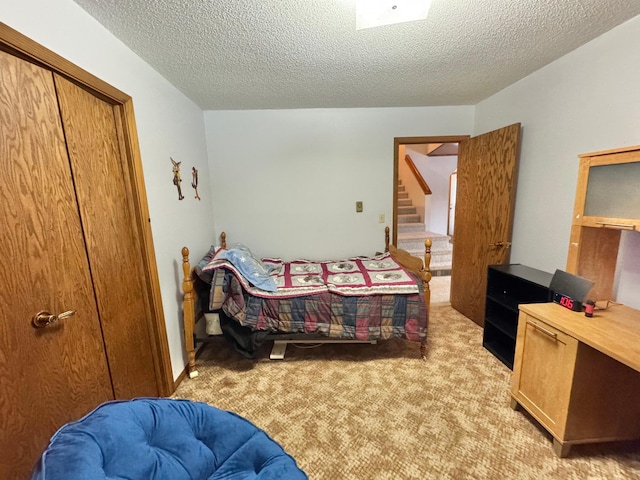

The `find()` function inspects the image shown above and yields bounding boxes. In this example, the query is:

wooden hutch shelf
[566,145,640,301]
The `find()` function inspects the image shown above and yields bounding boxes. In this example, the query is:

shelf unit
[566,145,640,302]
[483,264,553,369]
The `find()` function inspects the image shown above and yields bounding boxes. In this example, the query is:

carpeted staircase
[397,180,452,276]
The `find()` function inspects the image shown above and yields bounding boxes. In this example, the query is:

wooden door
[54,75,160,398]
[0,51,114,480]
[450,124,521,326]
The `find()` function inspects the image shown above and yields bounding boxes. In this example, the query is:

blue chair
[32,398,307,479]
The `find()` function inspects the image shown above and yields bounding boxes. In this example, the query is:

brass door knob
[32,310,76,328]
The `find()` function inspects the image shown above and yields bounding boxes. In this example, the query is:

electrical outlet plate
[356,201,363,212]
[378,214,385,223]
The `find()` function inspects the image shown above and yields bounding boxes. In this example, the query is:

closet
[0,30,170,479]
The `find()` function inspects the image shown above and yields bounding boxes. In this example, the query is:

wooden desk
[510,302,640,457]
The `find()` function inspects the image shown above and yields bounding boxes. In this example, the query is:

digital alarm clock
[553,292,583,311]
[550,270,595,312]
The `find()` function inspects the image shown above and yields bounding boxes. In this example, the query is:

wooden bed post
[387,230,432,360]
[384,226,390,252]
[181,247,198,378]
[423,238,432,307]
[420,238,432,359]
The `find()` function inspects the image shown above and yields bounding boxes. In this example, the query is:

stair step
[398,185,405,192]
[405,250,452,274]
[397,234,452,251]
[398,214,421,224]
[399,240,451,253]
[398,206,417,215]
[397,232,453,274]
[397,223,426,233]
[397,199,412,207]
[414,251,452,263]
[397,192,409,200]
[400,243,451,255]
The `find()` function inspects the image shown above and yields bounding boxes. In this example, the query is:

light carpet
[429,275,451,305]
[173,304,640,479]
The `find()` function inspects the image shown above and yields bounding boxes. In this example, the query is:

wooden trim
[581,150,640,168]
[395,135,469,145]
[393,135,469,246]
[0,23,174,396]
[578,145,640,158]
[0,22,128,104]
[174,366,189,391]
[405,154,432,195]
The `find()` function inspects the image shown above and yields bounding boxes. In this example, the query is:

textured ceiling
[72,0,640,110]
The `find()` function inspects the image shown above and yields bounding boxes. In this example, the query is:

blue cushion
[31,398,307,480]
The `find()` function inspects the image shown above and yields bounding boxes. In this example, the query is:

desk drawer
[511,313,579,438]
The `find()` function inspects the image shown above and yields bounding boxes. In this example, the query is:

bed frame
[181,227,432,378]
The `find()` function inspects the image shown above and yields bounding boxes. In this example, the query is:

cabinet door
[0,50,114,480]
[578,151,640,226]
[511,313,578,439]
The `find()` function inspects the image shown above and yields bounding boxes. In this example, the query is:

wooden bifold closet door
[54,74,159,398]
[0,49,159,479]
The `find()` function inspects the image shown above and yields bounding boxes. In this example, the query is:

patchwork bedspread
[208,252,420,298]
[217,271,427,342]
[202,252,428,342]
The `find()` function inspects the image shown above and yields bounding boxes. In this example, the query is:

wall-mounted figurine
[171,157,184,200]
[191,167,201,201]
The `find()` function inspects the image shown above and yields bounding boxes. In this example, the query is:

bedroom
[2,0,640,478]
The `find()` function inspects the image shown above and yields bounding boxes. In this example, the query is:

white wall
[615,231,640,304]
[3,0,215,379]
[474,14,640,308]
[204,107,474,260]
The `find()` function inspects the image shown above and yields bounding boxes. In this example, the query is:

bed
[181,227,432,378]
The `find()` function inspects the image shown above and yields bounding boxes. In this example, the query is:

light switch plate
[356,201,363,212]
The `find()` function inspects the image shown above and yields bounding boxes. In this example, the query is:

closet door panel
[54,75,159,398]
[0,50,113,480]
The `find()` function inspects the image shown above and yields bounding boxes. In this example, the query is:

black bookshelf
[483,264,554,369]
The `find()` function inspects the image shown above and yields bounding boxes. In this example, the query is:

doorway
[393,136,468,304]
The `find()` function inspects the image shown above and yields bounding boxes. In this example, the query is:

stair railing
[405,155,431,195]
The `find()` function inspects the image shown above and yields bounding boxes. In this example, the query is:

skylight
[356,0,432,30]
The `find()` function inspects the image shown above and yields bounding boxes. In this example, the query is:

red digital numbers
[559,295,574,309]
